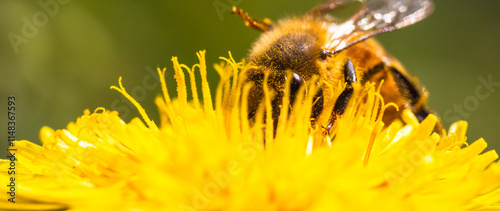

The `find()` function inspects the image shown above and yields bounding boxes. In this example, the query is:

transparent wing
[308,0,364,16]
[323,0,434,53]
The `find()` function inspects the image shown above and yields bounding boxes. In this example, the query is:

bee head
[244,66,324,126]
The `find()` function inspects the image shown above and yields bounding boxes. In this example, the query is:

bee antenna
[232,6,273,32]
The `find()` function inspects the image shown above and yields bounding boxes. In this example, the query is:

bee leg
[311,89,325,123]
[389,67,443,133]
[232,6,273,32]
[325,59,357,132]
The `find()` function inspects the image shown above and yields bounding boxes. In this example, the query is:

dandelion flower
[2,50,500,210]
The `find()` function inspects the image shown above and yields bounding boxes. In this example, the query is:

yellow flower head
[2,51,500,210]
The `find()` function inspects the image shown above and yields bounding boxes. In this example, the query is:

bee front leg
[324,59,357,132]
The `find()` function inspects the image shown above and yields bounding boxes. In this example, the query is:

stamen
[196,51,215,117]
[110,77,158,131]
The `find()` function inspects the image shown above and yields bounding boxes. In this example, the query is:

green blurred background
[1,0,499,158]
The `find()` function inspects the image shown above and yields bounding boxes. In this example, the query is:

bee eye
[288,72,324,123]
[289,72,305,103]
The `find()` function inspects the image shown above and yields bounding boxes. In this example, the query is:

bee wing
[324,0,434,53]
[309,0,363,16]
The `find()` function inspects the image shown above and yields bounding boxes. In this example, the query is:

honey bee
[233,0,442,134]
